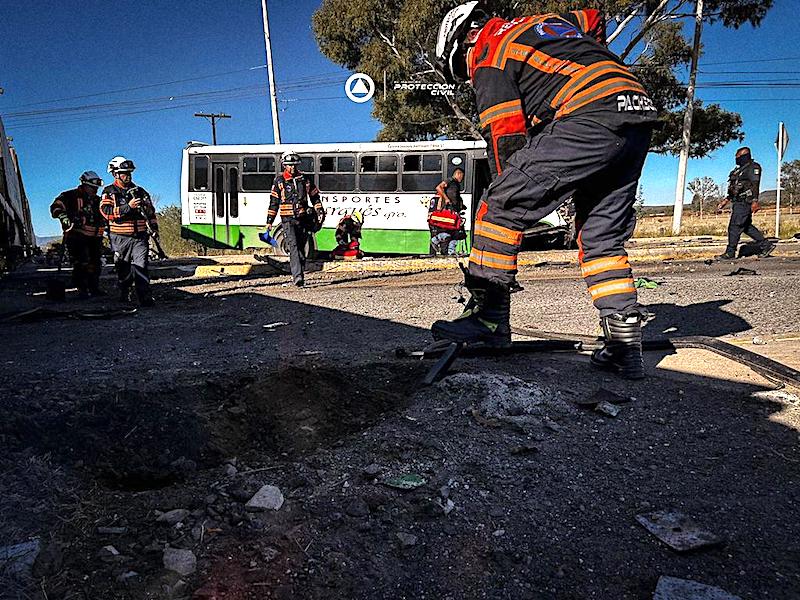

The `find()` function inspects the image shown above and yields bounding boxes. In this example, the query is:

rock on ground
[162,547,197,576]
[245,484,284,512]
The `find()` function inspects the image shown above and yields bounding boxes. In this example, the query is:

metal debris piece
[636,511,723,552]
[422,342,461,386]
[653,576,742,599]
[263,321,289,330]
[383,474,426,491]
[595,401,622,417]
[726,267,757,276]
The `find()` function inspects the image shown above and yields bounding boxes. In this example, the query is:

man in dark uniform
[267,151,325,286]
[100,156,158,306]
[50,171,106,298]
[715,147,775,260]
[432,2,658,379]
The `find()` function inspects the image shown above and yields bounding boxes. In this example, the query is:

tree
[635,185,646,216]
[687,176,720,218]
[313,0,773,155]
[781,159,800,214]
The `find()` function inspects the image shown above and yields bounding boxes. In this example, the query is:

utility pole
[194,112,230,145]
[672,0,704,235]
[261,0,281,144]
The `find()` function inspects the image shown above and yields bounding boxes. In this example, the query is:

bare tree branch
[376,28,402,60]
[607,2,645,45]
[619,0,673,61]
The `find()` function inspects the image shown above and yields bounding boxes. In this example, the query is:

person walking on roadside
[431,2,658,379]
[100,156,158,306]
[50,171,107,298]
[715,146,776,260]
[266,151,325,286]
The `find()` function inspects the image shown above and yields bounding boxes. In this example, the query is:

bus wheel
[272,224,316,259]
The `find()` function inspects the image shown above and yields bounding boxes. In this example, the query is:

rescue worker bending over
[431,167,466,255]
[100,156,158,306]
[50,171,107,298]
[332,210,364,258]
[715,147,775,260]
[267,152,324,287]
[432,2,658,379]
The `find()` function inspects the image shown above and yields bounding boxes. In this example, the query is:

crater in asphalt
[5,361,426,491]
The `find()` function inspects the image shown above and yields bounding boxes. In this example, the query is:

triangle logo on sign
[351,77,370,95]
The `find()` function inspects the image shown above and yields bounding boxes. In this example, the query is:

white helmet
[79,170,103,187]
[108,155,136,174]
[280,151,301,167]
[435,1,487,84]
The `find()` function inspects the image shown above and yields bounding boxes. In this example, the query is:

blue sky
[1,0,797,237]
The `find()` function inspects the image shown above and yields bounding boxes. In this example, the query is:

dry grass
[634,211,800,239]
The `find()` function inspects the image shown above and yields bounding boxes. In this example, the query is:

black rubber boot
[431,275,511,347]
[758,240,776,258]
[590,312,645,380]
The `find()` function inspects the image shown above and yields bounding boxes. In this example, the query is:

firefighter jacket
[50,187,105,237]
[335,215,362,246]
[268,170,323,225]
[727,160,762,203]
[100,181,158,236]
[467,9,658,177]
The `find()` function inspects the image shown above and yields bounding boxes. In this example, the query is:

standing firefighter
[332,210,364,258]
[267,151,324,286]
[432,3,658,379]
[100,156,158,306]
[50,171,106,298]
[716,147,776,260]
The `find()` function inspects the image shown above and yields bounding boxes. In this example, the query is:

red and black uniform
[100,181,158,303]
[268,170,324,285]
[50,186,105,294]
[467,9,657,315]
[332,215,363,258]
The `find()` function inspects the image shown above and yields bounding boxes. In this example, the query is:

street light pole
[261,0,282,144]
[194,113,231,145]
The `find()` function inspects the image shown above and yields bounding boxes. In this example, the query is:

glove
[58,214,72,229]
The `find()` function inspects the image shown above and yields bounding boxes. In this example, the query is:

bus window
[319,154,356,191]
[300,156,315,174]
[191,156,209,191]
[447,152,468,191]
[360,154,398,192]
[241,155,276,191]
[402,153,443,192]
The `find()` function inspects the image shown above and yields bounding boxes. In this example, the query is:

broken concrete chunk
[162,547,197,576]
[157,509,190,525]
[362,463,382,478]
[245,485,285,512]
[595,401,622,418]
[636,511,723,552]
[653,576,742,599]
[396,532,418,547]
[97,545,121,563]
[0,539,41,577]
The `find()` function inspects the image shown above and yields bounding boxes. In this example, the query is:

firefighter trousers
[726,202,765,255]
[282,219,308,285]
[469,117,652,316]
[111,233,152,301]
[65,234,103,293]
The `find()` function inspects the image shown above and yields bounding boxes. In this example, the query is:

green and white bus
[180,140,570,255]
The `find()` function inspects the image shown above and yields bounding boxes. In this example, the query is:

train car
[0,117,35,269]
[180,140,571,255]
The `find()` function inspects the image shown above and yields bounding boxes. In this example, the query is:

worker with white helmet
[50,170,107,298]
[266,151,325,286]
[99,156,158,306]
